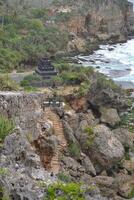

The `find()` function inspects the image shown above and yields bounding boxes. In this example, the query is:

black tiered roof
[35,58,58,78]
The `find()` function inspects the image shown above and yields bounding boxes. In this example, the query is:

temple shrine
[35,58,58,79]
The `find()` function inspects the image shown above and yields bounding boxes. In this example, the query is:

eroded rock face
[0,92,47,140]
[57,0,134,52]
[0,92,133,200]
[0,92,57,199]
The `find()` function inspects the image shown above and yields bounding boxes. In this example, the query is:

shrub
[57,172,71,183]
[20,74,42,87]
[45,182,85,200]
[68,143,81,158]
[84,127,95,147]
[30,8,49,20]
[0,116,14,142]
[0,48,22,72]
[0,75,19,91]
[0,168,8,176]
[78,81,90,97]
[128,188,134,198]
[96,74,120,92]
[54,12,72,23]
[120,111,134,133]
[84,127,94,136]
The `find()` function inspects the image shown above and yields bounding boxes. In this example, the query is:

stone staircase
[44,107,67,174]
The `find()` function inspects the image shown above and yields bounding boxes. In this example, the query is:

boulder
[122,160,134,173]
[117,175,134,199]
[92,176,116,198]
[64,110,79,131]
[89,125,125,169]
[100,107,120,127]
[79,110,98,126]
[82,156,96,176]
[112,128,134,148]
[62,120,77,143]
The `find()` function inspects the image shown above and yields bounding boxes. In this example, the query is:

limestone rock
[67,36,86,53]
[64,110,79,131]
[100,107,120,127]
[82,156,96,176]
[89,125,125,169]
[62,120,77,143]
[117,175,134,199]
[112,128,134,148]
[122,160,134,173]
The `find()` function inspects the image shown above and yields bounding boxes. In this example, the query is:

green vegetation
[0,4,69,72]
[120,110,134,133]
[45,182,85,200]
[96,73,120,92]
[52,0,75,6]
[53,12,73,23]
[57,172,71,183]
[0,168,8,176]
[84,127,95,147]
[0,186,10,200]
[68,143,81,159]
[77,81,90,97]
[54,62,94,86]
[0,116,14,142]
[0,75,19,91]
[128,188,134,198]
[20,74,42,87]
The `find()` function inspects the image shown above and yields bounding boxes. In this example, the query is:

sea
[77,39,134,89]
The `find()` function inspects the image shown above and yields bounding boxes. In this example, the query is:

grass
[0,116,14,142]
[0,74,19,91]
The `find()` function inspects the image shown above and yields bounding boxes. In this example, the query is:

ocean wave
[79,39,134,82]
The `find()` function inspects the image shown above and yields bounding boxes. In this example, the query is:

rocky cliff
[0,89,134,200]
[4,0,134,53]
[61,0,134,52]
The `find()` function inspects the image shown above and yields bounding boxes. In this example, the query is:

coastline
[76,38,134,91]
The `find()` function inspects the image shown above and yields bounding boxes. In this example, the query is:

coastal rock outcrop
[88,125,125,170]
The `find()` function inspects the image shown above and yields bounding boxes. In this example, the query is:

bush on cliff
[0,75,19,91]
[0,116,14,142]
[45,182,85,200]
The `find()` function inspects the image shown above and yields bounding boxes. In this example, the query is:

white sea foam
[79,39,134,83]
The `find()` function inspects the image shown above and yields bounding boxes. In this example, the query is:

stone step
[44,108,67,173]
